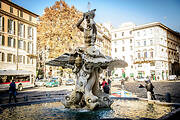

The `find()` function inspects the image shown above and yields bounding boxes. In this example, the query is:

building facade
[0,0,38,86]
[111,22,135,79]
[112,22,180,80]
[96,23,111,56]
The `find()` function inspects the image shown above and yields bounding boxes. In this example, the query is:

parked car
[168,75,177,81]
[65,79,75,85]
[34,79,48,87]
[45,80,59,87]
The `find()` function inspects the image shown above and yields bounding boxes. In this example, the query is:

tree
[37,0,84,59]
[37,0,84,78]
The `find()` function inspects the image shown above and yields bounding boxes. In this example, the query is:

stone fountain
[46,9,127,110]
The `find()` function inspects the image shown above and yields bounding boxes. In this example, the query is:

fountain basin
[0,98,179,120]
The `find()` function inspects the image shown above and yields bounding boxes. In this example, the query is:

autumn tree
[37,0,84,78]
[37,0,83,59]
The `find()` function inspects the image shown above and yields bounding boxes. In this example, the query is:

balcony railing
[134,57,154,64]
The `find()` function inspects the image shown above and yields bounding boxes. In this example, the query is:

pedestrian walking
[121,79,125,90]
[145,79,156,100]
[103,83,110,94]
[9,80,17,103]
[101,78,108,88]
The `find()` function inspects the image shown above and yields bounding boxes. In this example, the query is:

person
[101,78,108,88]
[107,78,111,94]
[121,79,125,90]
[103,83,110,94]
[145,79,156,100]
[9,80,17,103]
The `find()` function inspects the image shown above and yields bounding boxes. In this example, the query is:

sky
[12,0,180,32]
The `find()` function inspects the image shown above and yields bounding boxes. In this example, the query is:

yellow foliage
[37,0,83,58]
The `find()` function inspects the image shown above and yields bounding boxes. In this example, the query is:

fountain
[46,9,127,110]
[0,8,179,120]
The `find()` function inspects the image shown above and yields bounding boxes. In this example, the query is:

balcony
[134,57,154,64]
[27,54,37,58]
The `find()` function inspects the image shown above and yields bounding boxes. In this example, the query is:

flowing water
[0,100,176,120]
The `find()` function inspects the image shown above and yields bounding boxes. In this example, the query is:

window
[150,29,152,34]
[150,40,153,45]
[122,47,125,51]
[27,57,30,64]
[114,33,117,38]
[13,39,16,48]
[122,32,124,36]
[138,64,142,67]
[8,37,15,47]
[23,41,26,50]
[23,56,25,64]
[18,23,24,37]
[115,48,117,53]
[28,26,33,39]
[1,52,5,61]
[144,40,146,46]
[130,55,133,61]
[8,19,14,34]
[122,40,124,44]
[10,6,13,13]
[28,42,32,53]
[20,10,23,17]
[7,54,12,62]
[150,62,155,66]
[143,30,146,36]
[18,55,23,63]
[150,52,153,58]
[0,16,5,31]
[138,53,141,59]
[130,46,133,50]
[144,52,147,58]
[137,42,140,47]
[0,35,5,46]
[18,40,23,49]
[13,55,16,63]
[129,31,132,35]
[130,39,132,43]
[29,16,32,21]
[137,32,140,36]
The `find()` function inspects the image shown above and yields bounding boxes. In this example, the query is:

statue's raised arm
[76,9,97,47]
[76,13,85,32]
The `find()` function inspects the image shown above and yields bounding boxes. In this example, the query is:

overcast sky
[12,0,180,32]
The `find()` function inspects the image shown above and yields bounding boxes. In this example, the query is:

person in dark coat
[103,83,110,94]
[145,80,156,100]
[9,80,17,103]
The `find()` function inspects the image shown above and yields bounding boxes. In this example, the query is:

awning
[0,70,34,76]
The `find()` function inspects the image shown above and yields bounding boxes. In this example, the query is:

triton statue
[46,9,127,110]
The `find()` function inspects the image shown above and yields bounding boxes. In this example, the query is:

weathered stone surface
[46,9,127,110]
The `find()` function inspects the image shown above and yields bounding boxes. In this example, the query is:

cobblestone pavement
[0,85,74,104]
[112,81,180,103]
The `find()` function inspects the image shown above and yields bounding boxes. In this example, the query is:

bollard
[165,92,171,102]
[46,93,50,97]
[24,95,28,101]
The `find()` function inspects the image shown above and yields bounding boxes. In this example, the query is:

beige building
[112,22,180,80]
[0,0,38,87]
[96,23,111,56]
